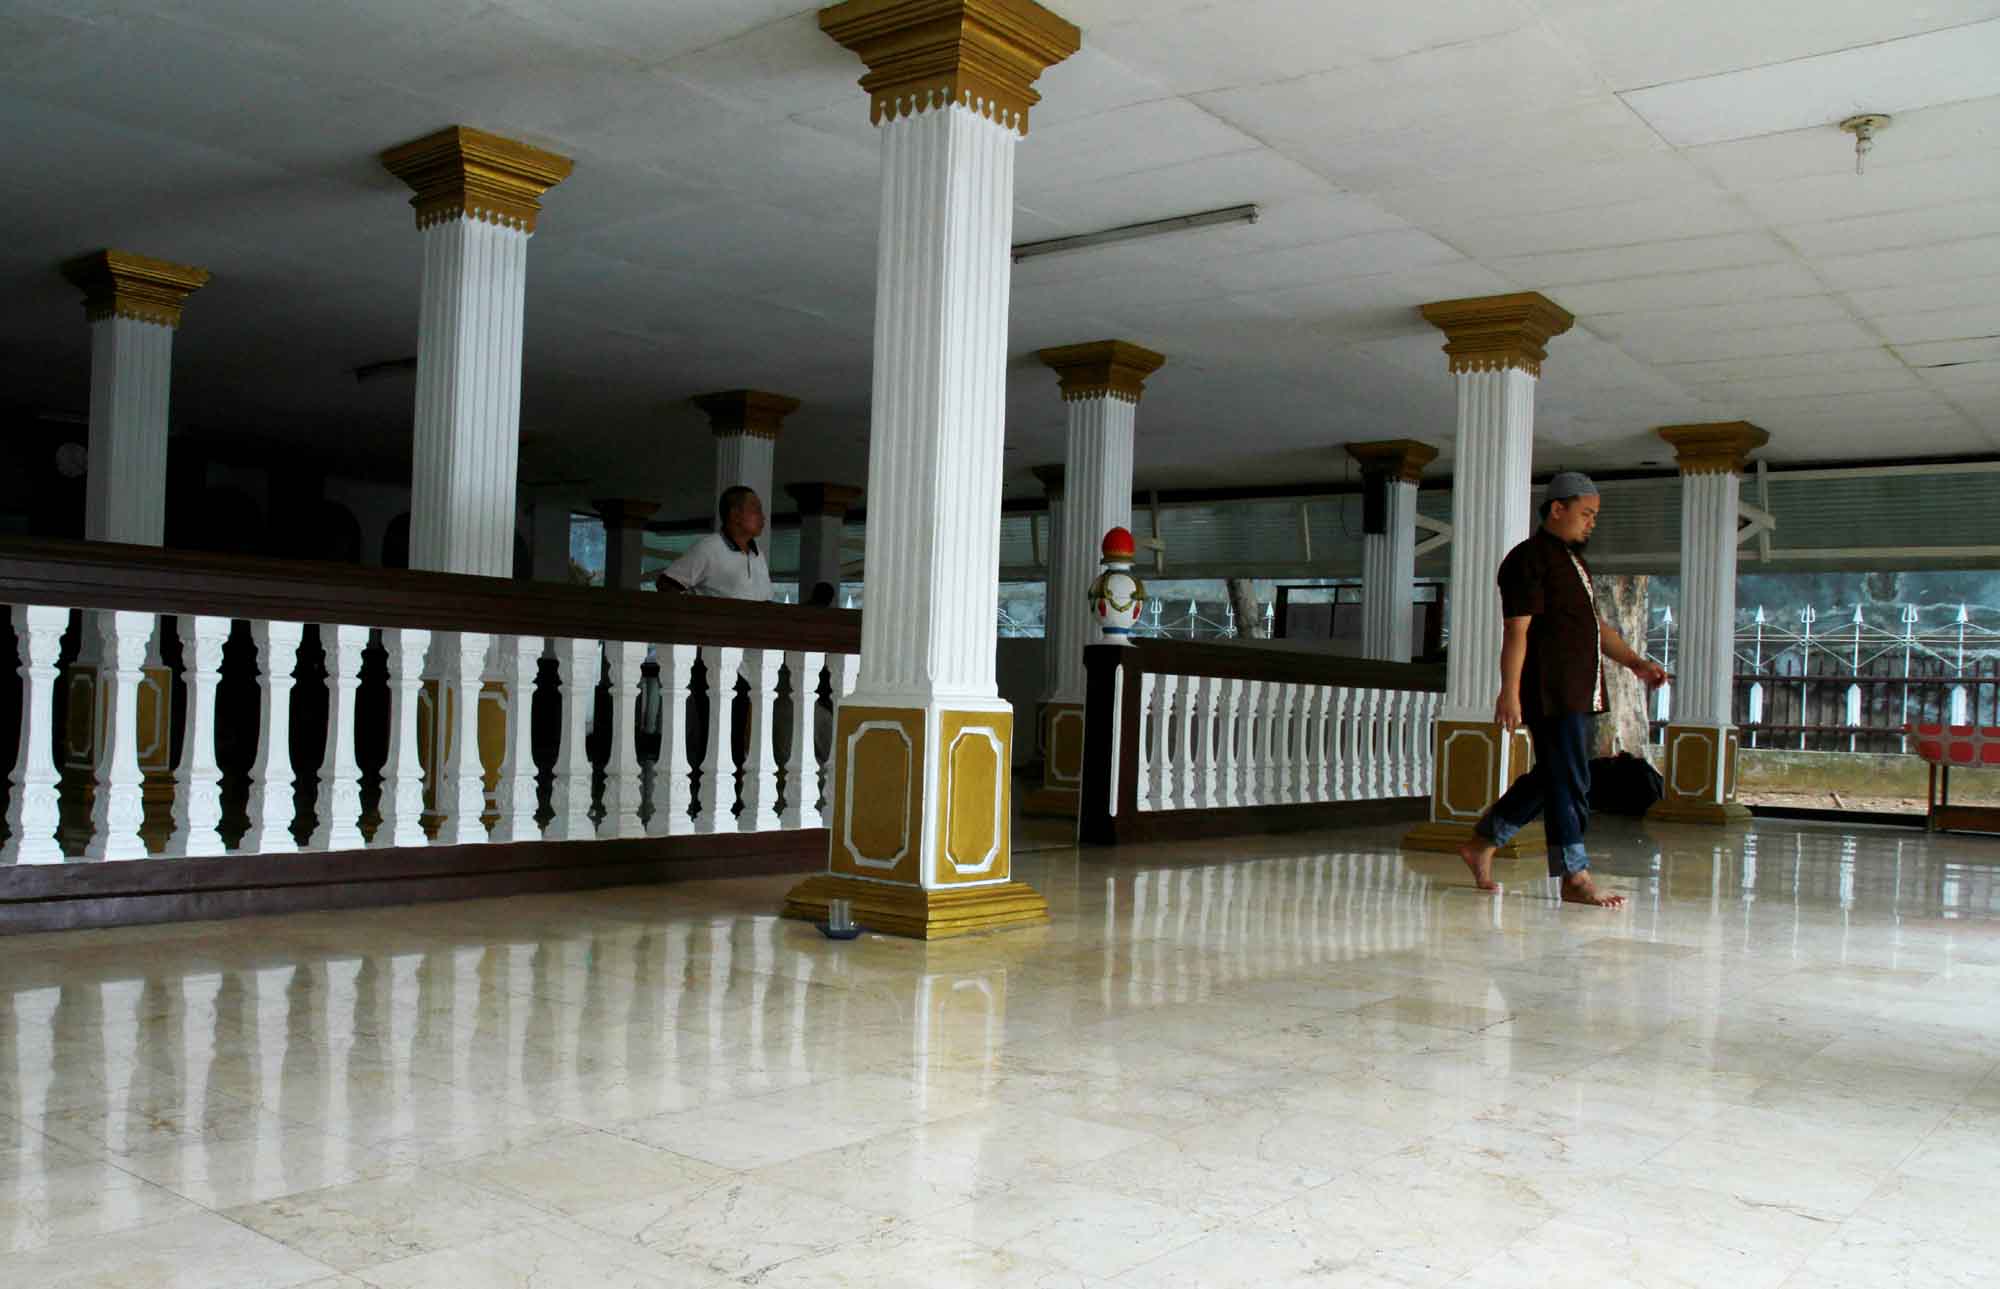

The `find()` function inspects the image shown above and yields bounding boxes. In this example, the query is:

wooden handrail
[0,537,860,651]
[1125,639,1445,690]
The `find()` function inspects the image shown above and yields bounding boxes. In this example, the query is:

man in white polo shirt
[655,486,773,601]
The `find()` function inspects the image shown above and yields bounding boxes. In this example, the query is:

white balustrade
[0,583,854,880]
[1216,678,1241,808]
[1134,671,1157,811]
[1150,672,1179,811]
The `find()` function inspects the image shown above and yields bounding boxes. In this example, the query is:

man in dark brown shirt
[1459,472,1669,907]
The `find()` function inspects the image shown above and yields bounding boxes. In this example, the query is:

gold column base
[1403,819,1547,859]
[1022,701,1084,818]
[1650,723,1746,827]
[781,873,1050,940]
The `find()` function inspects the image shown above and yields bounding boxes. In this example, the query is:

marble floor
[4,819,2000,1288]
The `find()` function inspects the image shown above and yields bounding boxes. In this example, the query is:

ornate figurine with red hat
[1088,526,1146,644]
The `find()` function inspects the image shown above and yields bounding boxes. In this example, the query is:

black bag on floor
[1588,752,1663,816]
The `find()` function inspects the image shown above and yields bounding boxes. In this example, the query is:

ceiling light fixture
[1012,203,1260,263]
[1839,113,1891,174]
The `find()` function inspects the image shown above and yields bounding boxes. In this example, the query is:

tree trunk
[1593,574,1650,756]
[1226,578,1263,639]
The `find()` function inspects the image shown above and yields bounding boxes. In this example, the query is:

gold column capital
[1035,339,1167,403]
[819,0,1081,135]
[1418,291,1575,378]
[59,250,210,328]
[1030,463,1065,499]
[692,389,803,441]
[1658,421,1770,475]
[1344,439,1439,484]
[592,498,660,531]
[379,125,574,232]
[785,482,864,517]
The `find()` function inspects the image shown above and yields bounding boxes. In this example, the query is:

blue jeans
[1475,713,1594,878]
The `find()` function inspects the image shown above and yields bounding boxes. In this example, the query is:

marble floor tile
[437,1126,730,1218]
[577,1176,898,1280]
[1115,1226,1457,1288]
[1455,1217,1799,1289]
[348,1218,732,1288]
[918,1180,1216,1279]
[0,1156,204,1254]
[220,1168,551,1273]
[0,1209,336,1288]
[751,1221,1104,1288]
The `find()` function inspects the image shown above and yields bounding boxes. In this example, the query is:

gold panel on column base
[827,705,924,884]
[60,664,176,854]
[1022,701,1083,818]
[782,873,1050,939]
[1648,725,1752,826]
[1403,718,1545,858]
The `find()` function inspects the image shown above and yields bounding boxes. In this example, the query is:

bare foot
[1457,840,1500,892]
[1560,871,1626,909]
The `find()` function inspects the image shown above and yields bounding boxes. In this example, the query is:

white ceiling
[2,0,1998,521]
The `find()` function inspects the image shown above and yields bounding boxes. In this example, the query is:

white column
[1347,441,1437,663]
[715,434,775,512]
[1441,367,1539,722]
[1036,342,1164,710]
[243,619,305,855]
[793,1,1079,936]
[382,126,571,578]
[490,635,544,842]
[60,251,208,546]
[1653,422,1768,822]
[1406,293,1574,848]
[5,605,71,863]
[309,624,369,851]
[546,638,598,842]
[600,640,646,838]
[374,629,431,848]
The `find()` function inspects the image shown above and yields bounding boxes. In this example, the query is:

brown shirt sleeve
[1498,545,1545,619]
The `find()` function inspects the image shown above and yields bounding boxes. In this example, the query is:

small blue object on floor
[816,921,863,940]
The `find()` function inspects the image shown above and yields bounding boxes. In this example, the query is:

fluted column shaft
[1052,396,1136,703]
[1362,478,1419,662]
[85,318,175,545]
[1442,367,1537,721]
[1674,469,1740,727]
[716,434,776,515]
[409,216,531,577]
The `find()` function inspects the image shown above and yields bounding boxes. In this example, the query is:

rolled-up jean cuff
[1550,842,1589,877]
[1475,814,1517,846]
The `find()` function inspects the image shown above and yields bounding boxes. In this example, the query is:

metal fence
[1646,604,2000,752]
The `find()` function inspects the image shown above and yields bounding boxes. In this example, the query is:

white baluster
[1151,673,1179,810]
[1282,683,1305,802]
[649,644,697,836]
[1237,679,1261,805]
[1190,675,1218,810]
[697,645,743,833]
[1388,691,1412,797]
[434,632,491,846]
[1359,689,1383,798]
[309,624,368,851]
[242,619,304,855]
[490,635,544,842]
[1261,679,1283,803]
[1216,677,1241,808]
[740,649,783,833]
[601,639,646,838]
[1303,685,1327,803]
[781,650,826,829]
[84,611,153,860]
[1176,674,1200,807]
[826,653,859,814]
[1135,672,1158,812]
[374,628,430,848]
[4,605,70,863]
[1329,687,1353,800]
[1420,691,1440,794]
[546,638,598,842]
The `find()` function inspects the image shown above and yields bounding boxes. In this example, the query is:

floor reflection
[4,817,1999,1286]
